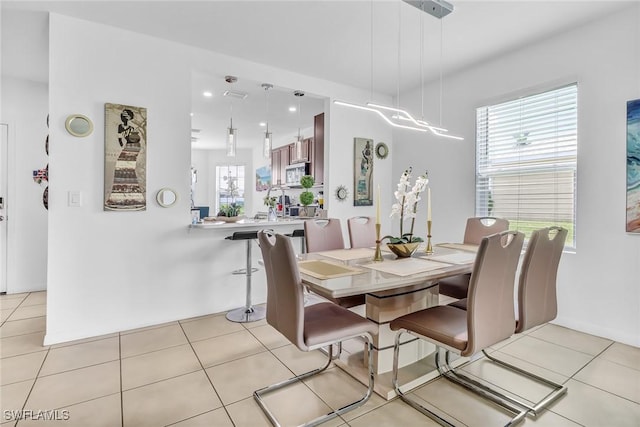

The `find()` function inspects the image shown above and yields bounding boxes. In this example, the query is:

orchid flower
[385,168,429,243]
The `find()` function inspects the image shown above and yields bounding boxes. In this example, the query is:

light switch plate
[68,191,82,207]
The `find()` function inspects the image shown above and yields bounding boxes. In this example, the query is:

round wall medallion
[335,185,349,201]
[375,142,389,159]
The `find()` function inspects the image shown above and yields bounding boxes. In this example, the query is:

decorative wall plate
[375,142,389,159]
[335,185,349,201]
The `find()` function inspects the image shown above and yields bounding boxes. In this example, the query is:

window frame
[475,83,578,249]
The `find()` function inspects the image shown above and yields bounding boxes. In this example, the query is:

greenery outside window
[216,165,245,215]
[475,83,578,248]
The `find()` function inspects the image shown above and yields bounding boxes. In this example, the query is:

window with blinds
[475,83,577,247]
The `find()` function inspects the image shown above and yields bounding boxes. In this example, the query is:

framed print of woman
[104,103,147,211]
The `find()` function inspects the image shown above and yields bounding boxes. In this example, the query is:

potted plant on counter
[299,175,315,217]
[216,203,242,222]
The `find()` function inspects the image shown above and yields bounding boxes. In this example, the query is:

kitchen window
[216,165,245,215]
[475,83,577,247]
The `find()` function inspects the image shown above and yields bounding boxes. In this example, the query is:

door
[0,123,8,294]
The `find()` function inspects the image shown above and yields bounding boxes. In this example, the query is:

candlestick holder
[425,220,434,255]
[373,223,384,262]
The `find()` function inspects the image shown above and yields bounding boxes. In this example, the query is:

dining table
[298,242,479,399]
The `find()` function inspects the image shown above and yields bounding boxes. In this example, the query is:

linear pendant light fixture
[262,83,273,159]
[334,0,462,140]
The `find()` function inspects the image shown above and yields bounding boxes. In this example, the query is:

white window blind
[475,83,577,247]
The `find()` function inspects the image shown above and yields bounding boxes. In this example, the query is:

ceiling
[3,0,635,149]
[190,72,325,150]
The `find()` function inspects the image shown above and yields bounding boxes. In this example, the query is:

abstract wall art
[627,99,640,232]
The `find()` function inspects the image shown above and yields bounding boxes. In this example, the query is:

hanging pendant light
[227,104,237,157]
[334,0,462,140]
[294,90,304,159]
[262,83,273,159]
[224,75,239,157]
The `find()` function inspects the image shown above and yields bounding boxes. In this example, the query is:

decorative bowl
[387,242,420,258]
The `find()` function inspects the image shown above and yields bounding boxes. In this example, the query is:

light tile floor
[1,291,639,427]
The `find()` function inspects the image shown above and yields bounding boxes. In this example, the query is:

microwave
[285,162,311,186]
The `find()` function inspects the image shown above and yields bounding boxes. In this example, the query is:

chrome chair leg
[392,332,457,427]
[481,349,568,415]
[392,331,529,427]
[435,349,528,427]
[254,336,374,427]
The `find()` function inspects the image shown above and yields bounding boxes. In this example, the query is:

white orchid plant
[385,167,429,244]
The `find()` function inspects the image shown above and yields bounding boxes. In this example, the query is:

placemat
[436,243,479,253]
[361,258,446,277]
[427,252,476,265]
[298,260,365,280]
[317,248,376,261]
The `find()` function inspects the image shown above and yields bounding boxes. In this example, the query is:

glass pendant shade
[295,134,303,159]
[226,124,236,157]
[263,131,272,159]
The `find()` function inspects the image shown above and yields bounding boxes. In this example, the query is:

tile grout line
[119,332,124,427]
[567,340,615,381]
[17,314,51,418]
[242,322,352,424]
[525,329,613,358]
[0,294,29,328]
[176,320,236,427]
[569,376,640,407]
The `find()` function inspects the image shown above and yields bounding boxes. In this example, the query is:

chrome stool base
[226,305,266,323]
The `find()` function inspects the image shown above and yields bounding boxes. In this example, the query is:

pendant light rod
[262,83,273,159]
[225,76,238,157]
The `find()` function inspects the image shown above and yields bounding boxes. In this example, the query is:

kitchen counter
[190,217,306,230]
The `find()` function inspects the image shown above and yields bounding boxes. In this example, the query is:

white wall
[393,6,640,346]
[45,13,393,344]
[1,76,48,293]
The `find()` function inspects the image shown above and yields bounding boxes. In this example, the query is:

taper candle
[376,185,381,224]
[427,187,432,221]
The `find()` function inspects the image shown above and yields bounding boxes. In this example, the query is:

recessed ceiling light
[190,113,194,117]
[259,122,266,127]
[203,91,213,97]
[289,106,297,112]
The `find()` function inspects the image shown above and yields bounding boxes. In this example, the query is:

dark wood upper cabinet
[270,112,324,186]
[313,113,324,185]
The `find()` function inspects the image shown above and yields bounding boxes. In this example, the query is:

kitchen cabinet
[313,113,324,185]
[270,112,324,186]
[270,146,289,185]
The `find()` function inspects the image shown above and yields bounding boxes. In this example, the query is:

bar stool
[224,231,266,323]
[285,228,305,253]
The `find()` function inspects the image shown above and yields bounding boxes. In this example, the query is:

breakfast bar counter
[189,217,306,230]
